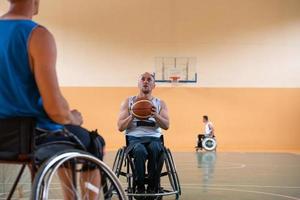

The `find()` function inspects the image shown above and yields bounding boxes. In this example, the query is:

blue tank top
[0,19,63,132]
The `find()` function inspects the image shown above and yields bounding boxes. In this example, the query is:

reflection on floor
[1,152,300,199]
[106,151,300,200]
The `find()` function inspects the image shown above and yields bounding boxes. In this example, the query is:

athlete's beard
[142,89,150,95]
[141,85,151,94]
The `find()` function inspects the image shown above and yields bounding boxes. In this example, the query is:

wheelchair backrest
[0,117,36,161]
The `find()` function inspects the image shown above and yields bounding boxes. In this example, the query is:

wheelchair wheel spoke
[32,150,126,200]
[113,145,181,200]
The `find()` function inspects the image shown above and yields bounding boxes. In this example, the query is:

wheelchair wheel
[165,149,181,196]
[164,148,181,199]
[112,148,135,197]
[31,150,126,200]
[202,137,217,151]
[112,148,125,177]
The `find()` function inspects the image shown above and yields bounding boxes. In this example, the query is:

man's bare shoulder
[120,97,131,108]
[157,98,167,107]
[125,97,131,103]
[30,26,55,45]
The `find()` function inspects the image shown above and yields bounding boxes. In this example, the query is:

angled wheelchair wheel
[165,149,181,196]
[112,147,136,200]
[164,148,181,199]
[31,150,126,200]
[112,148,126,177]
[112,148,122,174]
[112,145,181,200]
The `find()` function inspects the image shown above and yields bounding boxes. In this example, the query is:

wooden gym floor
[0,152,300,199]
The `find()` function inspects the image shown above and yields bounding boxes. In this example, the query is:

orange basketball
[131,99,153,119]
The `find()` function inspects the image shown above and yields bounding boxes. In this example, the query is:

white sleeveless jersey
[205,121,213,135]
[125,96,162,138]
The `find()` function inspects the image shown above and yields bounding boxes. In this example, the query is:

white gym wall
[1,0,300,87]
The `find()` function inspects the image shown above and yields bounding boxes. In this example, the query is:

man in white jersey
[203,115,214,137]
[118,72,169,198]
[197,115,215,149]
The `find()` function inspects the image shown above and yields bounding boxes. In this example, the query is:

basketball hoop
[169,76,180,82]
[169,76,181,86]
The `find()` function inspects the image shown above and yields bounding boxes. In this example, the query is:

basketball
[131,99,153,119]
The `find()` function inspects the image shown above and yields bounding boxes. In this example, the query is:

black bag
[88,129,105,160]
[34,129,86,164]
[34,128,105,166]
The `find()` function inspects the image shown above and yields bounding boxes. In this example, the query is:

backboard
[154,57,197,83]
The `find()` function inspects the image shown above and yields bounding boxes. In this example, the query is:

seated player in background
[196,115,215,150]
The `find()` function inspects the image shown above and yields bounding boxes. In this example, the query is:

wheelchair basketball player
[196,115,217,151]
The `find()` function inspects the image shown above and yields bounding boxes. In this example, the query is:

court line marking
[182,186,300,200]
[182,183,300,189]
[177,165,246,169]
[197,164,246,169]
[177,161,247,169]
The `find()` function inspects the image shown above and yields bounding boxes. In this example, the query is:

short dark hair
[203,115,208,121]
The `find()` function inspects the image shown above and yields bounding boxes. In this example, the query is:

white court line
[178,160,247,169]
[197,164,246,169]
[182,183,300,189]
[178,165,246,169]
[182,186,300,200]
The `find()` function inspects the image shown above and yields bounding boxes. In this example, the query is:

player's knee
[132,144,148,158]
[148,141,163,155]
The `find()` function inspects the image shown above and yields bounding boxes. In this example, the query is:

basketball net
[168,68,181,87]
[169,76,180,87]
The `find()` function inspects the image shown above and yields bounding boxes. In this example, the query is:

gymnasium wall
[1,0,300,87]
[1,0,300,151]
[61,87,300,152]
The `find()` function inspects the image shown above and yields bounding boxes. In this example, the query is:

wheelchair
[195,134,217,152]
[0,117,126,200]
[112,135,181,200]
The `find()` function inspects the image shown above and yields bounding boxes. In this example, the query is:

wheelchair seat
[0,117,127,200]
[113,135,181,200]
[0,117,35,161]
[0,117,36,199]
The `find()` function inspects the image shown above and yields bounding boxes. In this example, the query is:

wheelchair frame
[0,117,126,200]
[112,136,181,200]
[32,149,127,200]
[195,135,217,152]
